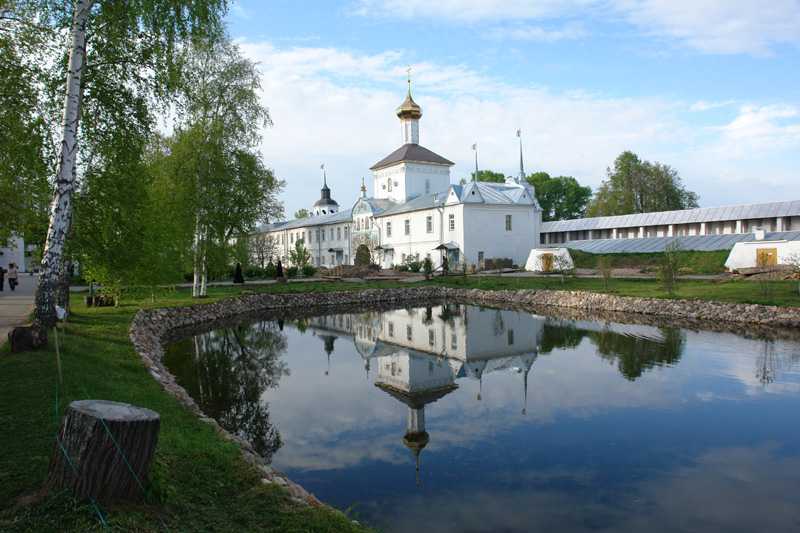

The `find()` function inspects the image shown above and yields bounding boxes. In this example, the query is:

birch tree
[172,39,282,297]
[8,0,227,326]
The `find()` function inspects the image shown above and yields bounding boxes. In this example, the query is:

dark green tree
[470,169,506,183]
[587,151,699,217]
[294,208,310,219]
[527,172,592,221]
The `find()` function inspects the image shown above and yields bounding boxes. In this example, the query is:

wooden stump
[48,400,160,503]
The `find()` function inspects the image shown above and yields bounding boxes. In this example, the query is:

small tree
[659,242,682,296]
[553,254,574,284]
[251,233,277,268]
[596,256,613,290]
[786,252,800,296]
[422,257,433,279]
[289,239,311,268]
[354,244,371,266]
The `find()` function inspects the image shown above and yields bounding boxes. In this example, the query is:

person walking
[7,263,18,291]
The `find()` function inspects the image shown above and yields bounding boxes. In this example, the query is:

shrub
[286,266,299,278]
[596,256,612,289]
[423,257,433,278]
[355,244,372,266]
[264,262,277,278]
[407,260,422,273]
[484,258,513,271]
[658,242,682,296]
[301,264,317,278]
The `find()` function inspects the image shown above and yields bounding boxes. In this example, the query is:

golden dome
[396,90,422,120]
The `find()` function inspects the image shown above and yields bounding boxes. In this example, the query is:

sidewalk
[0,275,36,346]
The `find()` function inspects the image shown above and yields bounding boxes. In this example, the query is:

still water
[164,304,800,532]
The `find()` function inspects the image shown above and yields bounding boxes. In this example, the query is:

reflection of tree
[166,321,289,461]
[756,340,779,386]
[539,322,685,380]
[438,303,460,325]
[592,328,684,381]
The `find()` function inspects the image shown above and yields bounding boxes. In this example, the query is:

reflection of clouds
[265,322,800,473]
[375,445,800,533]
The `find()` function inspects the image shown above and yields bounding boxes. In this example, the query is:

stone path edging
[128,287,800,509]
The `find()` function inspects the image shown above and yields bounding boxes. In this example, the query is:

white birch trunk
[34,0,94,326]
[192,216,202,298]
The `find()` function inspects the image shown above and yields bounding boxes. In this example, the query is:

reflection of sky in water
[164,305,800,532]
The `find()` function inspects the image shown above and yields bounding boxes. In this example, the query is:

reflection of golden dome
[396,91,422,120]
[403,431,430,454]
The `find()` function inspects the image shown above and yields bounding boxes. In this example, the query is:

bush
[264,262,277,278]
[301,264,317,277]
[286,266,299,278]
[354,244,371,266]
[423,257,433,278]
[407,260,422,273]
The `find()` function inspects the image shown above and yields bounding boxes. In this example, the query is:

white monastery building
[257,83,541,270]
[255,82,800,270]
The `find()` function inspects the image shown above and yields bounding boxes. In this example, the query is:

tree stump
[47,400,160,503]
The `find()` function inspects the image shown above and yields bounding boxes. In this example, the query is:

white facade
[256,86,542,270]
[0,235,27,272]
[724,239,800,271]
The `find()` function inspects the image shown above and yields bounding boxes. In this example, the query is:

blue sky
[226,1,800,218]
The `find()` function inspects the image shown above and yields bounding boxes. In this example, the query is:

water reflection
[164,304,800,532]
[166,322,289,460]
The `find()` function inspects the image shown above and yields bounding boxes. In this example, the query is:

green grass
[1,276,797,531]
[569,249,730,274]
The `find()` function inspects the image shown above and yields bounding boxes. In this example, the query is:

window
[401,253,406,263]
[388,322,394,337]
[386,221,392,237]
[344,227,349,239]
[428,329,435,346]
[426,216,433,233]
[406,325,412,341]
[330,254,335,264]
[387,177,392,192]
[337,227,341,240]
[505,215,512,231]
[448,214,455,231]
[507,329,514,345]
[321,230,325,242]
[404,219,410,236]
[290,233,294,244]
[425,179,430,194]
[330,228,334,240]
[451,334,457,350]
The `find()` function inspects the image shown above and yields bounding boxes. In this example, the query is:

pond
[164,303,800,532]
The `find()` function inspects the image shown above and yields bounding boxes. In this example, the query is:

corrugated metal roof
[259,208,354,232]
[370,143,454,170]
[542,200,800,233]
[553,231,800,253]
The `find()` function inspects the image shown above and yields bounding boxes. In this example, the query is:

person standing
[7,263,18,291]
[0,266,5,291]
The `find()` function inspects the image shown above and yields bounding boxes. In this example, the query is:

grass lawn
[1,275,797,532]
[569,249,730,274]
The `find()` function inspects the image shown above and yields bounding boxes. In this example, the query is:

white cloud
[239,40,799,216]
[353,0,592,22]
[487,23,588,42]
[354,0,800,56]
[618,0,800,56]
[689,100,737,112]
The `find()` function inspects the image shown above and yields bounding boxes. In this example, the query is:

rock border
[129,287,800,508]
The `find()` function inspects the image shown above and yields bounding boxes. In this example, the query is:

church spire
[396,68,422,144]
[360,176,367,198]
[517,129,525,183]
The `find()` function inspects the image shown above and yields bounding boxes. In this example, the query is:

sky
[225,0,800,219]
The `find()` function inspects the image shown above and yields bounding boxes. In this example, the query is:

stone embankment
[129,287,800,507]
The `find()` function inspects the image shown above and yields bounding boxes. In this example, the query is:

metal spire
[472,143,478,182]
[517,129,525,183]
[360,176,367,198]
[407,65,412,96]
[320,163,327,187]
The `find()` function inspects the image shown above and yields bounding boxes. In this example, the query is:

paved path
[0,275,36,346]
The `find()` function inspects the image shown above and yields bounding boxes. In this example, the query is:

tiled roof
[541,200,800,233]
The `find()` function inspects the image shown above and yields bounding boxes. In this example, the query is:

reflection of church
[307,304,544,480]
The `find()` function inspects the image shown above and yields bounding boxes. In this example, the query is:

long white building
[257,84,541,270]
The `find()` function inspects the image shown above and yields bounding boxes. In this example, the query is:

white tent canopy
[525,248,573,273]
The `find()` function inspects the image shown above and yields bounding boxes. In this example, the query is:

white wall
[373,162,450,203]
[461,204,539,267]
[0,236,26,272]
[376,203,462,268]
[725,240,800,271]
